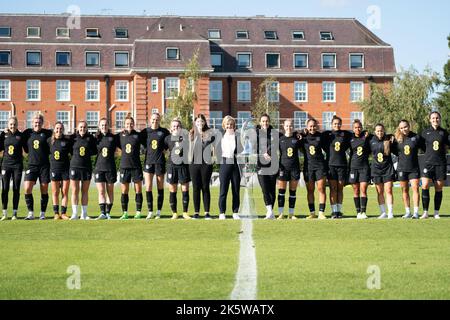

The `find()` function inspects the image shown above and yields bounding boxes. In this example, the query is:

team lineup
[0,111,448,222]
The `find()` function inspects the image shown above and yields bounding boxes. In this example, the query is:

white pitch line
[230,218,257,300]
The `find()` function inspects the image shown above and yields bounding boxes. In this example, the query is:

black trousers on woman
[218,161,241,214]
[258,173,278,208]
[189,164,213,213]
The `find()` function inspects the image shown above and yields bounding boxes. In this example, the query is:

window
[85,80,100,101]
[56,27,69,38]
[211,53,222,68]
[209,111,223,129]
[292,31,305,40]
[86,111,99,133]
[165,78,179,99]
[0,27,11,37]
[166,48,179,60]
[209,81,222,102]
[294,81,308,102]
[237,111,252,129]
[0,80,10,101]
[56,80,70,101]
[26,80,40,101]
[86,52,100,67]
[0,51,11,66]
[320,31,334,41]
[322,112,336,130]
[322,53,336,69]
[351,111,364,124]
[322,82,336,102]
[56,52,71,67]
[294,53,308,68]
[115,28,128,38]
[115,111,128,131]
[115,52,129,67]
[266,53,280,69]
[237,81,251,102]
[27,27,40,38]
[0,111,10,130]
[56,111,71,132]
[26,51,41,67]
[26,111,38,128]
[115,80,129,101]
[236,30,249,39]
[350,82,364,102]
[294,111,308,130]
[86,28,100,38]
[264,31,278,40]
[151,77,158,93]
[151,108,159,114]
[350,54,364,69]
[266,81,279,103]
[208,29,221,39]
[237,53,252,68]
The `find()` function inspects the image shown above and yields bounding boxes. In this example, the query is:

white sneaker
[388,213,394,219]
[232,214,240,220]
[11,215,17,221]
[146,212,153,220]
[96,214,107,220]
[360,213,368,219]
[219,213,226,220]
[378,213,388,219]
[0,215,6,221]
[264,213,275,220]
[70,214,78,220]
[402,213,412,219]
[434,214,440,220]
[25,213,35,220]
[420,213,429,220]
[356,213,361,219]
[106,214,111,220]
[80,215,90,220]
[39,213,46,220]
[155,212,161,220]
[412,213,419,219]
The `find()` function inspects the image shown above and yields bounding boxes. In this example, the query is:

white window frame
[115,80,129,102]
[27,26,41,38]
[293,53,309,69]
[208,111,223,128]
[0,80,11,101]
[86,111,100,133]
[85,28,100,38]
[265,53,280,69]
[350,111,364,124]
[322,81,336,103]
[208,29,221,39]
[211,53,223,67]
[294,111,308,130]
[349,53,365,69]
[114,51,129,68]
[237,111,252,129]
[321,53,337,69]
[266,81,280,103]
[350,81,364,102]
[26,111,38,129]
[292,31,305,40]
[209,81,223,102]
[26,51,41,67]
[151,108,159,114]
[236,30,249,40]
[237,52,252,68]
[0,27,11,38]
[294,81,308,102]
[264,30,278,40]
[55,51,71,67]
[26,80,41,101]
[56,27,70,38]
[115,111,128,131]
[165,77,180,99]
[237,81,251,102]
[166,47,180,60]
[56,111,71,132]
[114,28,128,39]
[151,77,158,93]
[0,110,10,130]
[320,31,334,41]
[0,50,11,66]
[85,51,100,67]
[322,111,336,131]
[56,80,71,102]
[85,80,100,102]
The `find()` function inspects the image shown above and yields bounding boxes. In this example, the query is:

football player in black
[323,116,352,219]
[370,124,395,219]
[277,119,302,220]
[394,120,423,219]
[48,122,72,220]
[94,118,118,220]
[301,119,328,220]
[140,113,170,219]
[118,115,144,220]
[69,120,97,220]
[0,117,24,221]
[348,120,371,219]
[22,113,52,220]
[165,118,191,220]
[420,112,450,219]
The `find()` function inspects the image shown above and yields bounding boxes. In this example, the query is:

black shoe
[193,214,200,220]
[205,213,212,220]
[337,212,344,219]
[331,213,339,219]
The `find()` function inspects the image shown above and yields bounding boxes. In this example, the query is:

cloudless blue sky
[1,0,449,74]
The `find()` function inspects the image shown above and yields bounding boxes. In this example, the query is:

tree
[162,48,201,130]
[434,35,450,129]
[250,77,280,126]
[359,67,439,133]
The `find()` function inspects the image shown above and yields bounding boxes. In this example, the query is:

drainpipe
[227,76,232,116]
[10,102,15,116]
[104,75,111,123]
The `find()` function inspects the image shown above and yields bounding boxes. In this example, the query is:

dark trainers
[193,214,200,219]
[204,213,212,220]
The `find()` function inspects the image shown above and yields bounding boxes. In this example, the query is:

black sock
[13,189,20,211]
[53,205,59,214]
[354,197,361,214]
[121,194,129,213]
[182,191,189,213]
[319,203,326,213]
[146,191,153,212]
[41,194,49,213]
[25,194,34,212]
[106,203,112,214]
[61,206,67,214]
[169,192,177,213]
[361,197,368,213]
[136,193,143,212]
[99,203,106,215]
[157,189,164,211]
[278,189,286,209]
[1,189,8,210]
[434,191,443,212]
[308,203,315,213]
[422,189,430,211]
[289,190,296,209]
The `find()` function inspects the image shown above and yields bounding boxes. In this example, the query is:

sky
[1,0,449,75]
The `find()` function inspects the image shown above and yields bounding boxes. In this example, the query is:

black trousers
[189,164,213,213]
[218,162,241,214]
[258,173,277,208]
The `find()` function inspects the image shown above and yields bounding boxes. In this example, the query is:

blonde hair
[32,112,44,124]
[222,116,236,130]
[394,120,409,144]
[171,117,182,128]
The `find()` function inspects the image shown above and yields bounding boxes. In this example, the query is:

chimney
[180,24,184,31]
[158,24,163,31]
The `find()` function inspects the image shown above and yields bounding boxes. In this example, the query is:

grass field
[0,185,449,300]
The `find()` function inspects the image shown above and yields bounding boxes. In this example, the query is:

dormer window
[264,31,278,40]
[236,30,249,39]
[208,29,221,39]
[115,28,128,38]
[27,27,41,38]
[320,31,334,41]
[292,31,305,40]
[86,28,100,38]
[166,48,180,60]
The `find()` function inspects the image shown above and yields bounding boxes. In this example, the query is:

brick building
[0,14,396,132]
